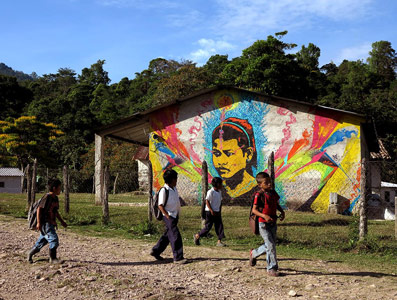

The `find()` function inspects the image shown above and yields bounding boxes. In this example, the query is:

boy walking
[27,179,67,264]
[194,177,225,247]
[150,169,187,264]
[249,172,285,276]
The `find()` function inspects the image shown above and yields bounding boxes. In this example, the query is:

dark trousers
[152,216,184,261]
[198,211,225,240]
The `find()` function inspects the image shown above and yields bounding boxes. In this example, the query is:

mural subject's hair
[163,169,178,184]
[212,117,257,175]
[48,178,62,192]
[211,177,223,187]
[255,172,270,183]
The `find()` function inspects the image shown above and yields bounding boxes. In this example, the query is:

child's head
[163,169,178,187]
[255,172,271,191]
[211,177,223,190]
[48,178,62,195]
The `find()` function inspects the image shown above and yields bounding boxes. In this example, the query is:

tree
[79,60,110,86]
[367,41,397,84]
[0,75,33,120]
[0,116,63,169]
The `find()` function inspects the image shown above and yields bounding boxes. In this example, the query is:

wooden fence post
[268,152,275,190]
[113,172,119,195]
[148,160,153,222]
[26,164,32,210]
[395,194,397,240]
[31,159,37,203]
[63,165,70,214]
[102,166,110,225]
[359,158,368,240]
[201,161,208,227]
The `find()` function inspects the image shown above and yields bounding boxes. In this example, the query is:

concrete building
[0,168,24,193]
[95,86,384,213]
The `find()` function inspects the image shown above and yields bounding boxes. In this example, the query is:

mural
[149,89,362,213]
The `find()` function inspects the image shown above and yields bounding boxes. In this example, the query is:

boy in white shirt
[194,177,226,247]
[150,170,187,264]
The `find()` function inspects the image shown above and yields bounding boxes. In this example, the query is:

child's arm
[206,199,215,215]
[277,203,285,221]
[158,205,170,219]
[56,211,67,227]
[252,205,274,223]
[36,207,43,231]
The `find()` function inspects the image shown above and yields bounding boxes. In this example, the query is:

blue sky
[1,0,396,83]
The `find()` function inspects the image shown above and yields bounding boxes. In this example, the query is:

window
[0,182,4,188]
[384,191,390,202]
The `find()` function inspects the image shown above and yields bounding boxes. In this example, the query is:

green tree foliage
[0,75,33,120]
[367,41,397,85]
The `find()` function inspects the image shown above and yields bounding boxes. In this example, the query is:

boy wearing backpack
[27,179,67,264]
[193,177,226,247]
[249,172,285,277]
[150,169,187,264]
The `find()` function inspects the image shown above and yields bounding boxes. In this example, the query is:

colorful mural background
[149,89,362,213]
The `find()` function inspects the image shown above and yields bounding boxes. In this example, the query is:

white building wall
[0,176,22,193]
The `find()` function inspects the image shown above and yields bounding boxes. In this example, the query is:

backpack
[28,194,51,232]
[248,192,264,235]
[152,187,169,221]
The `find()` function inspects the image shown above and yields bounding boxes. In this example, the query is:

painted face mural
[211,117,258,204]
[149,89,362,213]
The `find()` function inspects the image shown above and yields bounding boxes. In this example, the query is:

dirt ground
[0,215,396,300]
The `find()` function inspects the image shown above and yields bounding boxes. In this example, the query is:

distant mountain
[0,63,35,81]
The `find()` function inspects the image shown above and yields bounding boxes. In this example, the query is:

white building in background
[380,181,397,206]
[0,168,24,193]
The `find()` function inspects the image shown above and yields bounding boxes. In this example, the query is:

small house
[0,168,24,193]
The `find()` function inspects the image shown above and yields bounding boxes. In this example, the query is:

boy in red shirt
[249,172,285,277]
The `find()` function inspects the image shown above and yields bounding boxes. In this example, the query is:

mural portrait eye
[224,151,233,157]
[213,150,221,157]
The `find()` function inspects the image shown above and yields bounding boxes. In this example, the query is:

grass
[1,192,397,273]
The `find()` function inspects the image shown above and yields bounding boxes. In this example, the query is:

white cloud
[166,10,202,27]
[189,38,235,64]
[336,43,372,64]
[96,0,179,9]
[213,0,374,41]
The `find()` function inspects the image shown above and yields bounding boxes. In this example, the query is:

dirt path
[0,215,396,300]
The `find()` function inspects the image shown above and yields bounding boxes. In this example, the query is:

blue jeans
[252,222,278,271]
[34,223,59,250]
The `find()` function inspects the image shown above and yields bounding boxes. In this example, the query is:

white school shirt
[205,187,222,212]
[158,184,180,218]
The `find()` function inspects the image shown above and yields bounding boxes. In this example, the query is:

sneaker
[267,269,279,277]
[193,234,200,246]
[150,250,164,261]
[173,258,188,264]
[249,249,256,266]
[216,241,226,247]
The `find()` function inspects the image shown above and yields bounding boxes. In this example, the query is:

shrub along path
[0,215,396,300]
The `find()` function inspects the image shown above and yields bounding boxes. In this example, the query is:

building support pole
[95,134,104,206]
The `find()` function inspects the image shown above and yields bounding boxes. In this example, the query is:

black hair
[163,169,178,185]
[48,178,62,192]
[255,172,270,183]
[211,177,223,187]
[212,117,257,175]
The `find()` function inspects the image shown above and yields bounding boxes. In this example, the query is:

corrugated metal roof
[381,181,397,188]
[0,168,24,177]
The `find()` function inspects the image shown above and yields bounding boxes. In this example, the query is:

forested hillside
[1,32,396,175]
[0,63,35,81]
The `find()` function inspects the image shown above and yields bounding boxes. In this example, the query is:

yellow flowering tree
[0,116,63,169]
